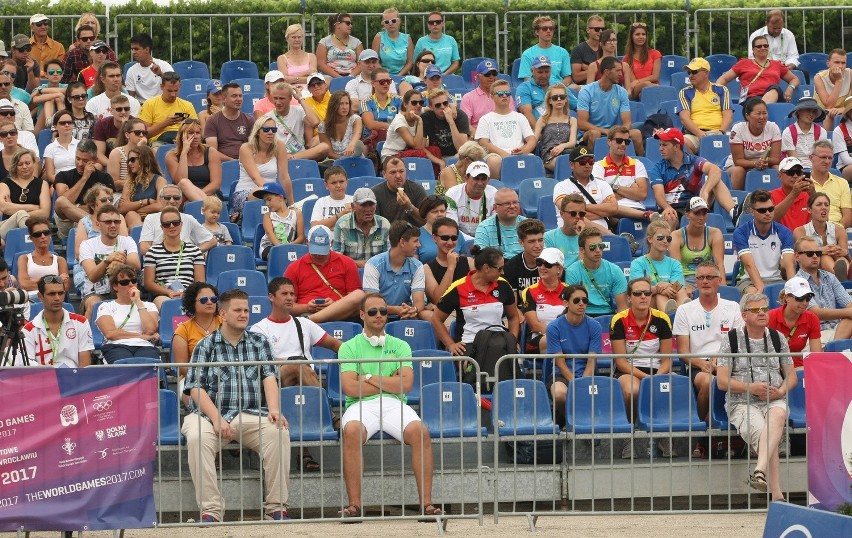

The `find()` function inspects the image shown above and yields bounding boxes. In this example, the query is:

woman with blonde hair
[118,145,167,228]
[166,119,224,201]
[107,118,148,191]
[371,7,414,76]
[230,116,293,222]
[534,84,577,171]
[629,219,688,315]
[278,24,317,90]
[437,140,486,196]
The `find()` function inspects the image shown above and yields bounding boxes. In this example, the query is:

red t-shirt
[626,49,662,80]
[79,65,97,88]
[284,252,361,303]
[767,305,821,368]
[732,58,789,99]
[770,187,810,231]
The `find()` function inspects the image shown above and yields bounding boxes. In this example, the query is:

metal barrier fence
[691,6,852,58]
[309,12,503,70]
[503,10,691,73]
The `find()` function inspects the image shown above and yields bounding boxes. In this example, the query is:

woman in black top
[424,216,473,304]
[0,148,50,242]
[166,119,224,202]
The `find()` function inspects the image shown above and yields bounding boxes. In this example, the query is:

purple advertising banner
[805,352,852,511]
[0,366,158,531]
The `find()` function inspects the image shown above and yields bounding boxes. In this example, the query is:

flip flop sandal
[339,504,362,523]
[302,454,321,472]
[749,469,768,492]
[421,504,443,516]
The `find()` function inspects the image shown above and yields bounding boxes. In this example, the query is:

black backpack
[464,325,519,393]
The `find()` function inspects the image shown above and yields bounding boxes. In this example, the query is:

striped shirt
[143,241,205,290]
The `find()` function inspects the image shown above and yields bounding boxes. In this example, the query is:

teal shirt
[377,31,411,76]
[565,259,628,315]
[413,34,461,73]
[544,228,580,268]
[629,255,686,285]
[339,333,413,408]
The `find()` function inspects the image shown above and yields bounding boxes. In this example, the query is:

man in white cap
[253,70,285,117]
[345,49,397,110]
[0,94,34,134]
[678,57,732,155]
[794,235,852,343]
[261,81,328,162]
[332,187,390,267]
[284,225,365,324]
[445,160,497,239]
[302,72,330,133]
[770,157,814,231]
[28,14,65,71]
[9,34,39,92]
[203,81,254,160]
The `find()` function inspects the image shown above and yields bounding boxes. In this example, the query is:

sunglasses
[129,129,147,136]
[0,83,12,88]
[797,250,821,257]
[431,101,449,109]
[588,243,606,251]
[34,21,50,27]
[490,264,505,272]
[99,219,121,225]
[162,194,182,201]
[612,137,631,145]
[632,22,647,28]
[428,19,443,25]
[261,126,278,133]
[631,290,653,297]
[366,307,388,316]
[687,70,703,75]
[743,306,770,313]
[408,100,423,106]
[550,94,567,101]
[338,20,353,26]
[117,277,138,286]
[17,46,33,53]
[753,206,775,214]
[161,219,182,228]
[0,130,17,137]
[79,36,95,42]
[576,158,595,166]
[589,27,605,32]
[383,18,399,25]
[30,229,51,239]
[0,71,14,79]
[494,90,512,97]
[436,234,458,242]
[199,296,219,304]
[97,196,111,203]
[127,157,138,163]
[307,80,325,87]
[18,188,29,203]
[753,44,769,49]
[47,69,63,75]
[566,210,587,218]
[784,169,804,177]
[70,94,87,101]
[374,79,392,85]
[41,275,64,286]
[56,120,74,126]
[536,259,557,269]
[419,59,435,64]
[537,26,555,32]
[572,296,589,304]
[655,235,673,242]
[791,294,814,303]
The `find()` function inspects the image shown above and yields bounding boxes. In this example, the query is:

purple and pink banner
[805,352,852,511]
[0,367,158,531]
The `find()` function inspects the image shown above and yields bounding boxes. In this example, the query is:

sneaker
[643,439,658,459]
[266,510,289,520]
[657,438,677,458]
[200,514,219,523]
[664,299,678,316]
[620,232,639,254]
[620,439,636,459]
[692,442,707,459]
[779,437,788,458]
[729,205,741,226]
[835,259,849,282]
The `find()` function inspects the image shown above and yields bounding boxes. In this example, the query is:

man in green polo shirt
[337,293,441,519]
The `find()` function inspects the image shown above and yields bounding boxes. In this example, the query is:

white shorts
[728,399,788,450]
[341,395,421,442]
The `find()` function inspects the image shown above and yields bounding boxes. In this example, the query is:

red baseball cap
[654,128,685,146]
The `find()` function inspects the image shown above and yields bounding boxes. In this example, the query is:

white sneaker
[621,439,636,459]
[657,438,677,458]
[779,437,788,458]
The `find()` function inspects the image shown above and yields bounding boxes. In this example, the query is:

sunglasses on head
[260,126,278,133]
[612,137,631,145]
[436,234,458,242]
[199,295,219,304]
[117,277,138,286]
[588,242,606,251]
[791,294,814,303]
[536,259,557,269]
[161,219,182,228]
[494,90,512,97]
[47,69,63,75]
[572,296,589,304]
[631,290,653,297]
[797,250,821,257]
[550,94,567,101]
[655,235,673,242]
[383,18,398,25]
[0,129,17,137]
[366,307,388,316]
[743,306,769,313]
[30,229,51,238]
[753,206,775,214]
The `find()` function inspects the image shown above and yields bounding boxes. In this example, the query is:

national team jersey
[678,83,730,131]
[592,155,648,211]
[650,153,708,209]
[520,280,568,338]
[610,308,672,369]
[22,310,94,368]
[437,272,515,344]
[733,220,794,282]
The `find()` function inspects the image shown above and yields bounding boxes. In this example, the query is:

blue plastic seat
[157,298,185,350]
[698,135,731,166]
[766,103,795,126]
[601,235,632,264]
[328,76,353,93]
[709,378,732,430]
[346,176,383,194]
[670,72,691,91]
[692,285,740,302]
[289,160,322,181]
[491,379,559,436]
[792,84,815,103]
[334,157,375,179]
[744,169,781,191]
[824,339,852,352]
[629,101,646,125]
[499,155,546,190]
[659,55,689,87]
[552,154,572,181]
[637,374,707,432]
[241,92,264,114]
[37,129,53,156]
[178,78,210,98]
[706,54,737,80]
[222,222,242,245]
[407,352,457,405]
[659,99,684,129]
[280,386,339,442]
[240,199,267,244]
[29,302,75,320]
[247,295,271,325]
[401,157,435,181]
[156,144,175,182]
[291,177,326,203]
[159,389,184,445]
[537,196,557,229]
[416,179,437,195]
[385,319,437,351]
[443,74,466,90]
[217,269,267,296]
[205,245,256,283]
[219,60,260,83]
[565,376,633,434]
[231,77,264,94]
[787,369,806,428]
[325,363,345,408]
[185,92,207,115]
[173,60,210,80]
[265,244,307,280]
[420,383,487,438]
[797,53,828,84]
[220,160,239,201]
[311,321,362,362]
[679,212,725,232]
[518,177,556,218]
[616,218,649,248]
[763,282,784,309]
[461,57,489,88]
[639,86,678,115]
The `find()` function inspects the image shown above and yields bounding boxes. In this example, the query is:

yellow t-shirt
[813,173,852,226]
[138,96,198,142]
[303,92,330,136]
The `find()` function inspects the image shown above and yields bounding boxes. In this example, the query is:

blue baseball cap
[308,225,332,255]
[531,55,552,69]
[206,79,222,94]
[424,65,442,79]
[253,181,286,199]
[476,59,499,75]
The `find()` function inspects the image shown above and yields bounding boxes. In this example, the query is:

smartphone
[314,298,326,304]
[176,112,190,119]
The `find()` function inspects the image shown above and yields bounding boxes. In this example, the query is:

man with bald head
[474,187,527,258]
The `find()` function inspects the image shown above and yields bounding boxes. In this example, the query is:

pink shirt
[460,86,516,129]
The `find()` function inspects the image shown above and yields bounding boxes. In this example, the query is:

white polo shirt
[22,309,94,367]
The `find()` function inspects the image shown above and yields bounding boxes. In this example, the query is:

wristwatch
[612,183,621,193]
[364,374,373,383]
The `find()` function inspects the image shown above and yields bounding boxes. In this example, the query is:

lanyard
[582,263,608,305]
[117,302,136,329]
[628,313,653,355]
[643,255,662,284]
[608,158,628,188]
[41,313,61,365]
[173,241,185,278]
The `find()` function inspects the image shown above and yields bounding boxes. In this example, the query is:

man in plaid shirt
[61,25,96,84]
[182,289,291,523]
[332,188,390,268]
